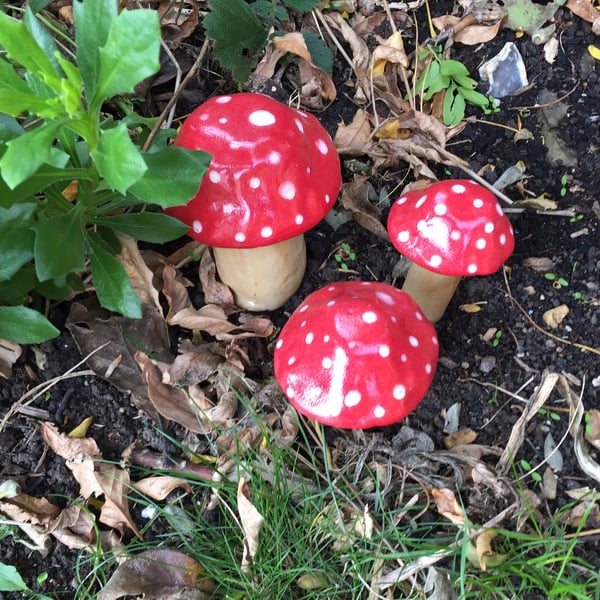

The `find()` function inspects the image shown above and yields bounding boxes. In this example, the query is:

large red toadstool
[387,179,515,322]
[167,93,341,311]
[273,281,439,429]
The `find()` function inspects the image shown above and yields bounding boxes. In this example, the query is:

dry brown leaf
[165,349,224,387]
[584,409,600,450]
[162,263,195,318]
[522,256,555,272]
[432,487,467,525]
[132,476,192,500]
[372,31,409,74]
[565,0,600,31]
[41,422,142,539]
[443,428,478,449]
[339,175,389,240]
[333,109,373,153]
[198,250,236,307]
[66,300,169,423]
[432,14,505,45]
[135,351,222,432]
[237,478,264,575]
[272,31,313,64]
[98,549,213,600]
[0,493,61,525]
[117,233,162,312]
[542,304,570,329]
[158,0,199,48]
[298,59,337,109]
[0,338,22,379]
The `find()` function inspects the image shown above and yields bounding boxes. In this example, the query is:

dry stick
[0,343,110,433]
[142,37,211,152]
[502,269,600,356]
[159,39,182,129]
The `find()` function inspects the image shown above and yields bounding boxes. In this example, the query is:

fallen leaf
[338,175,389,240]
[67,416,93,438]
[584,409,600,450]
[237,478,264,575]
[432,488,466,525]
[133,476,192,500]
[443,428,477,449]
[158,0,199,48]
[98,549,213,600]
[542,304,569,328]
[0,338,22,379]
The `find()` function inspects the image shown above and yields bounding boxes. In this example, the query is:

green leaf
[73,0,117,103]
[23,6,61,73]
[0,165,89,208]
[442,85,465,126]
[92,123,147,194]
[440,59,470,78]
[0,58,54,116]
[0,202,37,280]
[453,74,478,90]
[0,265,37,305]
[94,8,160,105]
[458,87,492,108]
[204,0,268,84]
[86,233,142,319]
[0,11,59,88]
[302,30,333,74]
[0,562,28,592]
[128,146,211,206]
[282,0,320,12]
[0,306,60,344]
[0,120,69,189]
[32,208,86,281]
[92,212,189,243]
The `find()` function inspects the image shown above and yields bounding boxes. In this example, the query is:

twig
[142,37,211,152]
[502,270,600,356]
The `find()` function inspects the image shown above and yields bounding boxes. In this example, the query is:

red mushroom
[166,93,341,311]
[387,179,514,322]
[273,281,439,429]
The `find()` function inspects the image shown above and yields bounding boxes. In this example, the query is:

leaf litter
[2,0,600,595]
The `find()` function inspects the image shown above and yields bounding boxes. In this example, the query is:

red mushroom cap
[273,281,439,429]
[387,179,515,276]
[167,93,341,248]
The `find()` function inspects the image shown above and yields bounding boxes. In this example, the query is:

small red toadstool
[273,281,439,429]
[387,179,514,322]
[167,93,341,311]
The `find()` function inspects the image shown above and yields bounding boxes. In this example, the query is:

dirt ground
[1,0,599,597]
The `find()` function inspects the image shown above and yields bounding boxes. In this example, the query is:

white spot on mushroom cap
[393,385,406,400]
[473,198,484,208]
[344,390,361,407]
[216,96,232,103]
[209,171,221,183]
[451,183,466,193]
[295,214,304,225]
[192,220,203,234]
[305,332,314,344]
[316,139,329,154]
[261,226,273,238]
[379,345,390,357]
[322,357,332,369]
[295,119,304,133]
[434,203,447,216]
[249,177,260,189]
[249,109,276,126]
[476,238,487,250]
[362,311,377,323]
[430,255,442,268]
[374,406,386,418]
[279,182,296,200]
[234,232,246,243]
[268,151,281,164]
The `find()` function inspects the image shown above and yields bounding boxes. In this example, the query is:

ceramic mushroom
[273,281,439,429]
[166,93,341,311]
[387,179,515,323]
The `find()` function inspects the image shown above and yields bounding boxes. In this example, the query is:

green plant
[204,0,331,84]
[333,242,356,271]
[544,273,569,287]
[560,173,568,197]
[411,45,497,126]
[492,329,502,347]
[0,561,52,599]
[0,1,211,344]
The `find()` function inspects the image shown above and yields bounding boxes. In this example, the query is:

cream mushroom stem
[402,262,461,323]
[212,234,307,311]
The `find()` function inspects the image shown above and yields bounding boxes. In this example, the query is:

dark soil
[1,1,599,597]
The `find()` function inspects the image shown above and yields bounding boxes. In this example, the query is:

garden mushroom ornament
[274,281,439,429]
[387,179,515,323]
[166,93,341,311]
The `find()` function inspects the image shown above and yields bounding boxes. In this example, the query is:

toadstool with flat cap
[166,93,341,311]
[273,281,439,429]
[387,179,514,323]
